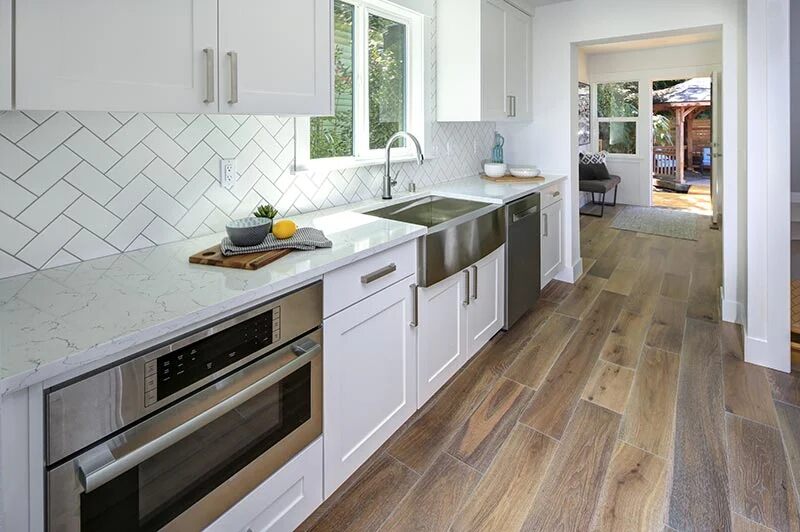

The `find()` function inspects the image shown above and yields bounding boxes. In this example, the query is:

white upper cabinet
[16,0,218,113]
[13,0,332,115]
[505,4,532,120]
[218,0,332,115]
[437,0,532,122]
[0,0,10,109]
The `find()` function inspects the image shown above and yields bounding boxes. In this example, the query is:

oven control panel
[144,306,281,407]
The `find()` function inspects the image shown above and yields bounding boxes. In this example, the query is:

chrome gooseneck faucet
[383,131,424,200]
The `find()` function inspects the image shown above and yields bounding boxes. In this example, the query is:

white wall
[585,41,722,207]
[792,0,800,192]
[745,0,791,371]
[496,0,745,340]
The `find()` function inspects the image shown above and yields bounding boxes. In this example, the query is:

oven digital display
[144,307,281,405]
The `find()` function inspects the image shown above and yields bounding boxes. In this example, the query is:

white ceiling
[581,31,722,55]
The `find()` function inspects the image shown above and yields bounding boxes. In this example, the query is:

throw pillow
[579,162,611,181]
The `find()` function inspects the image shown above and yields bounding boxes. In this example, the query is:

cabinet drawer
[323,240,417,317]
[206,438,323,532]
[540,184,563,209]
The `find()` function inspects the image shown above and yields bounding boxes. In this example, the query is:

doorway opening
[651,77,713,215]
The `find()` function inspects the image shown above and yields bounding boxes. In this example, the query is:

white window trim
[593,81,640,158]
[294,0,426,173]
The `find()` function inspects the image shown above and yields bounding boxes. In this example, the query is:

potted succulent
[224,203,279,247]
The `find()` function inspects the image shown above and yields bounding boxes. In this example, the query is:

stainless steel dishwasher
[505,193,542,329]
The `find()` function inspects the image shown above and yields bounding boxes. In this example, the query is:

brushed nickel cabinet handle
[544,213,549,237]
[463,270,470,307]
[227,51,239,104]
[361,263,397,284]
[203,48,215,104]
[410,283,419,328]
[507,95,513,118]
[471,265,478,300]
[552,191,561,197]
[512,96,517,117]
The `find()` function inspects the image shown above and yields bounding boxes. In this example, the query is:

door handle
[361,263,396,284]
[471,265,478,300]
[227,51,239,104]
[463,270,470,307]
[203,48,215,104]
[409,283,419,328]
[512,205,539,223]
[77,342,321,493]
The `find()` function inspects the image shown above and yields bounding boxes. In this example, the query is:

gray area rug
[610,207,698,240]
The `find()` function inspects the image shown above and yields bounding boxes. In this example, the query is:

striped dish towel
[220,227,333,256]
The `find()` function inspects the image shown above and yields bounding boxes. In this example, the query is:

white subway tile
[43,249,80,269]
[142,217,184,245]
[18,112,81,159]
[0,250,35,277]
[175,141,214,180]
[69,112,122,140]
[64,162,121,205]
[176,169,214,208]
[107,114,155,155]
[147,113,187,138]
[142,158,186,196]
[143,188,187,226]
[175,115,214,151]
[65,229,121,260]
[0,174,36,217]
[65,129,121,172]
[106,174,156,217]
[64,196,121,238]
[0,212,36,255]
[175,197,214,237]
[0,136,37,180]
[0,112,37,142]
[16,146,81,195]
[107,144,156,187]
[106,205,155,250]
[17,181,81,232]
[142,128,187,167]
[17,215,80,268]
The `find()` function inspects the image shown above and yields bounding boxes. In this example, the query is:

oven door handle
[77,342,321,494]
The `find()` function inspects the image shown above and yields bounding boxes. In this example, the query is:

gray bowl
[225,217,272,247]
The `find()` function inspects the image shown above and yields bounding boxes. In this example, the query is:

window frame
[295,0,426,171]
[595,80,639,157]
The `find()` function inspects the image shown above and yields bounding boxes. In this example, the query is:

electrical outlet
[220,159,237,190]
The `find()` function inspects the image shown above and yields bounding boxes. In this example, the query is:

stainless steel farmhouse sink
[366,195,505,287]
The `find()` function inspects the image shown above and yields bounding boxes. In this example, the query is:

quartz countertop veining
[0,174,566,395]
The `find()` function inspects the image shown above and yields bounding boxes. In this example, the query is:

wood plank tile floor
[301,205,800,532]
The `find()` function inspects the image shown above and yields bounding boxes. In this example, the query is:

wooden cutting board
[481,173,546,183]
[189,245,292,270]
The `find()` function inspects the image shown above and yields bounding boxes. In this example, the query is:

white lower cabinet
[541,199,563,286]
[206,438,323,532]
[418,245,505,406]
[417,270,469,406]
[467,246,505,357]
[323,277,418,497]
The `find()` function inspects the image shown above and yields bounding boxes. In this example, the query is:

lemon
[272,219,297,240]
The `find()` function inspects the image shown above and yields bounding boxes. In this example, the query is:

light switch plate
[220,159,237,189]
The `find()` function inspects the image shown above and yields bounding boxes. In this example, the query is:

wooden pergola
[652,78,711,184]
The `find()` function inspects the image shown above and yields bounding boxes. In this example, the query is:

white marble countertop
[0,173,566,395]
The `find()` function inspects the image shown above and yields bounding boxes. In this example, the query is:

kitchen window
[597,81,639,155]
[295,0,425,170]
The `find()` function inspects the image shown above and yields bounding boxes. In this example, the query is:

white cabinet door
[0,0,10,109]
[15,0,218,112]
[218,0,332,115]
[541,200,563,286]
[467,245,505,357]
[417,270,469,406]
[323,279,417,497]
[505,4,532,121]
[206,439,323,532]
[480,0,508,121]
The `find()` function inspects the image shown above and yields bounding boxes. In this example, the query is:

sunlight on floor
[653,184,712,216]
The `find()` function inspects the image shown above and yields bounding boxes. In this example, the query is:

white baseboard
[721,297,744,325]
[745,334,790,373]
[555,257,583,284]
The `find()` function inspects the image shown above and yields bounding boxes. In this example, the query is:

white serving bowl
[509,166,541,178]
[484,163,508,178]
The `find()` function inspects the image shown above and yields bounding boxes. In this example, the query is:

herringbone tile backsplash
[0,111,495,279]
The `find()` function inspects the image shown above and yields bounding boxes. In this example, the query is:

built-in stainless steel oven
[45,282,323,531]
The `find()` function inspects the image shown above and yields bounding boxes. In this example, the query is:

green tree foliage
[368,14,406,149]
[310,2,354,159]
[597,81,639,118]
[653,112,674,146]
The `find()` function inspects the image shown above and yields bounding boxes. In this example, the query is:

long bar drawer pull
[227,51,239,104]
[410,283,419,328]
[361,263,397,284]
[471,265,478,300]
[463,270,470,307]
[203,48,215,104]
[512,205,539,223]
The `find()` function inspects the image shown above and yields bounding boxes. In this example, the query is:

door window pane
[599,122,637,154]
[368,13,407,150]
[310,1,354,159]
[597,82,639,118]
